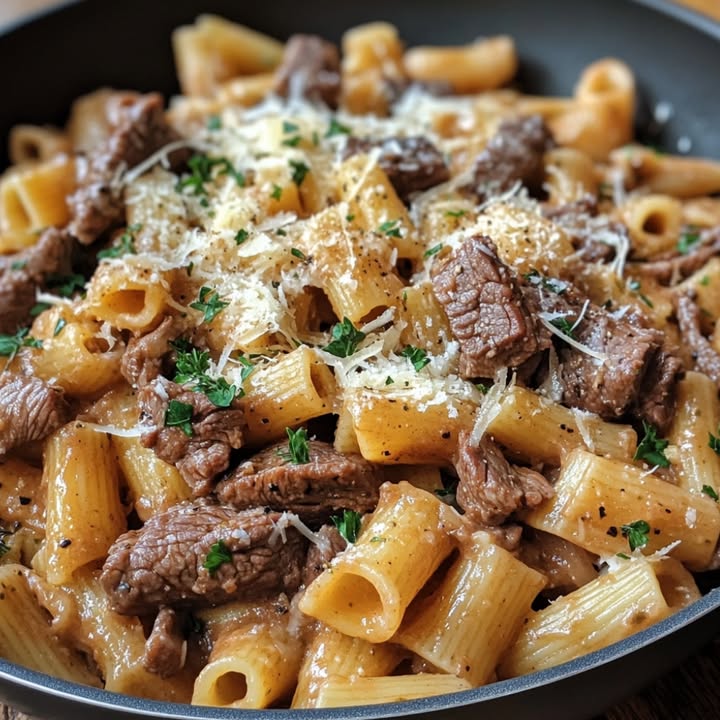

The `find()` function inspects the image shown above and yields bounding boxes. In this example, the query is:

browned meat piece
[274,34,341,108]
[0,228,74,333]
[139,377,245,496]
[454,431,553,526]
[302,525,347,586]
[101,501,307,614]
[68,92,185,245]
[0,374,69,455]
[431,236,551,378]
[143,607,186,678]
[215,440,383,525]
[121,316,183,388]
[342,136,450,202]
[544,196,618,264]
[534,285,681,432]
[469,114,554,201]
[628,227,720,285]
[676,292,720,386]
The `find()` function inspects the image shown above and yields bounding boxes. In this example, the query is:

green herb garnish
[97,226,138,260]
[323,317,366,358]
[271,184,283,200]
[172,340,240,407]
[291,247,306,260]
[278,426,310,464]
[207,115,222,131]
[634,421,670,468]
[445,209,466,218]
[325,118,351,137]
[401,345,430,372]
[203,540,233,575]
[53,318,67,337]
[46,273,86,298]
[523,269,568,295]
[678,229,701,255]
[424,243,443,259]
[620,520,651,551]
[377,219,402,238]
[0,327,41,358]
[709,428,720,455]
[190,287,229,323]
[702,484,719,501]
[235,228,249,245]
[331,510,362,543]
[164,400,194,437]
[289,160,310,186]
[549,316,576,339]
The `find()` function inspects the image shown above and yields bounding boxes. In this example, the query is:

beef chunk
[628,227,720,285]
[302,525,347,586]
[431,236,550,378]
[469,115,554,201]
[454,431,553,526]
[68,92,184,245]
[342,136,449,202]
[0,228,74,333]
[139,377,245,496]
[534,286,681,432]
[121,316,183,388]
[0,374,69,455]
[143,607,186,678]
[676,292,720,386]
[101,501,307,614]
[273,34,341,108]
[215,440,383,525]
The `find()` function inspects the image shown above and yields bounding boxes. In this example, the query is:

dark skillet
[0,1,719,718]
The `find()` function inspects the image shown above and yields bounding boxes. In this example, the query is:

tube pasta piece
[84,263,171,332]
[523,448,720,570]
[396,282,453,355]
[343,384,476,464]
[292,623,405,708]
[192,613,303,708]
[498,557,673,678]
[404,36,518,94]
[66,568,192,700]
[612,145,720,198]
[667,371,720,496]
[314,673,472,708]
[242,346,336,446]
[394,534,545,686]
[620,194,683,259]
[9,124,71,165]
[43,422,126,585]
[543,147,598,204]
[0,565,99,686]
[173,15,284,98]
[0,457,45,537]
[299,482,462,642]
[0,154,75,252]
[486,385,637,465]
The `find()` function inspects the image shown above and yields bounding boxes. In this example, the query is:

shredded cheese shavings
[269,512,332,554]
[120,140,211,187]
[571,408,596,452]
[470,367,511,445]
[84,422,144,438]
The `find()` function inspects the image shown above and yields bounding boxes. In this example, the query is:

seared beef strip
[468,114,554,201]
[138,377,245,496]
[0,375,69,455]
[676,292,720,386]
[121,316,184,388]
[143,607,187,678]
[0,228,74,333]
[302,524,347,586]
[215,440,383,525]
[454,431,553,526]
[431,236,551,378]
[342,136,450,202]
[68,92,185,245]
[273,34,341,108]
[101,501,306,614]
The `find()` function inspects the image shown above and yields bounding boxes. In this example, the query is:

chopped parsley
[0,327,42,358]
[289,160,310,186]
[53,318,67,337]
[401,345,430,372]
[325,118,351,137]
[176,153,245,196]
[424,243,443,259]
[271,184,283,200]
[345,214,355,222]
[332,509,362,543]
[281,121,302,147]
[189,287,229,323]
[445,209,466,218]
[616,552,631,560]
[709,428,720,455]
[0,530,11,557]
[172,340,240,407]
[523,269,568,295]
[377,219,402,238]
[278,426,310,464]
[549,316,576,339]
[627,279,654,308]
[10,260,27,271]
[323,317,365,358]
[475,382,490,394]
[206,115,222,131]
[290,247,306,260]
[237,355,255,384]
[621,520,651,551]
[702,484,719,501]
[677,229,701,255]
[164,400,194,437]
[700,275,711,287]
[235,228,249,245]
[282,120,299,133]
[46,273,86,298]
[203,540,233,575]
[282,135,302,148]
[385,376,394,385]
[30,302,50,317]
[97,225,139,260]
[435,479,458,504]
[634,421,670,467]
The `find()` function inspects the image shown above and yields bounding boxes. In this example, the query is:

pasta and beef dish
[0,14,719,709]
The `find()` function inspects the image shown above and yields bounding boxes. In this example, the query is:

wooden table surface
[0,1,719,719]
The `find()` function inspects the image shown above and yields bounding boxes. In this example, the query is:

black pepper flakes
[59,538,72,548]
